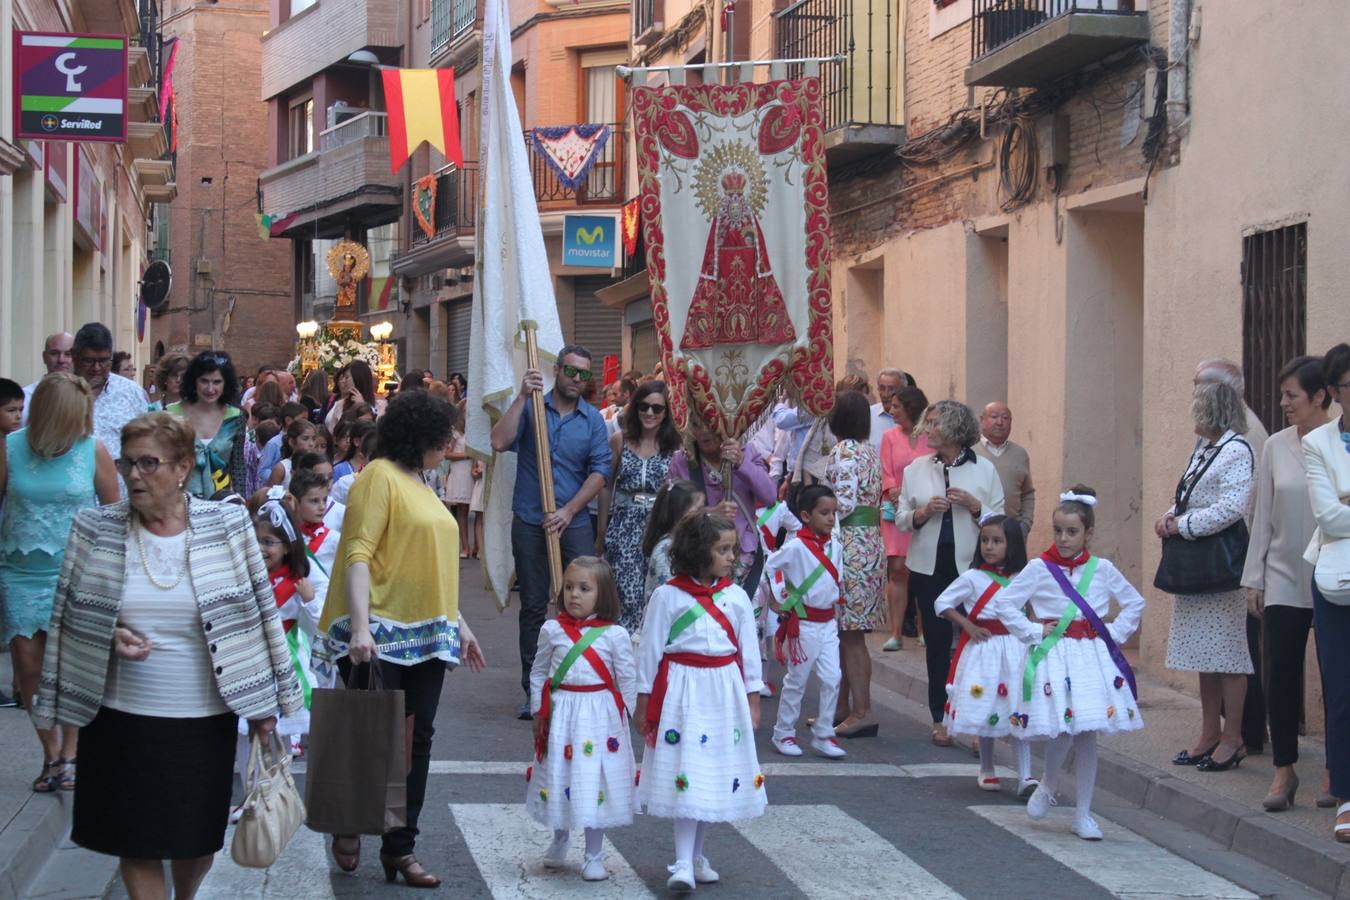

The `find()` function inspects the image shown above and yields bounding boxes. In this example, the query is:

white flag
[464,0,565,610]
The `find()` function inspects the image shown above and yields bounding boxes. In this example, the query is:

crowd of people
[0,322,1347,897]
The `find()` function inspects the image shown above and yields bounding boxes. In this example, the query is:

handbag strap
[1174,434,1251,513]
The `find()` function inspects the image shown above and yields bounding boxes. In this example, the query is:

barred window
[1241,222,1307,434]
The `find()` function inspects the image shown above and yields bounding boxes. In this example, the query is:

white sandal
[1336,801,1350,844]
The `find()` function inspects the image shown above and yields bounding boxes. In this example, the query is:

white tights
[554,828,605,857]
[1041,732,1099,822]
[672,818,708,867]
[977,736,1033,782]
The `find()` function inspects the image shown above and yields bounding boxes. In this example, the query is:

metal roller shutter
[444,298,472,379]
[571,276,622,363]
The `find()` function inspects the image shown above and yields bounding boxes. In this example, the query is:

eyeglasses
[205,353,229,367]
[77,355,113,370]
[559,364,593,382]
[257,537,287,549]
[116,456,163,476]
[636,401,667,414]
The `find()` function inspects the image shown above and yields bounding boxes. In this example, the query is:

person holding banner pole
[492,345,613,721]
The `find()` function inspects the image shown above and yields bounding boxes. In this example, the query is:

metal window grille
[453,0,476,37]
[971,0,1139,62]
[775,0,892,130]
[431,0,450,53]
[634,0,656,38]
[1241,222,1307,435]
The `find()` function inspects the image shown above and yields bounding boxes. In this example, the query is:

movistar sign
[562,214,618,268]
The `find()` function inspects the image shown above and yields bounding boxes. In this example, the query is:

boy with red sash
[764,484,847,759]
[989,487,1145,841]
[526,558,636,882]
[634,513,765,893]
[751,499,802,698]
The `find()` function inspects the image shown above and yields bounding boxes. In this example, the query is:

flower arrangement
[291,326,381,376]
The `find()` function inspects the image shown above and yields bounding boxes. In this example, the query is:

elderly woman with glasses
[0,374,120,794]
[32,412,301,900]
[167,351,247,499]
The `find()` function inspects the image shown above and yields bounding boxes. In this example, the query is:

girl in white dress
[635,513,766,893]
[989,486,1145,841]
[936,514,1036,797]
[527,557,637,882]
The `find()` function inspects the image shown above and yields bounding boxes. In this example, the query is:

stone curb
[869,653,1350,899]
[0,792,71,900]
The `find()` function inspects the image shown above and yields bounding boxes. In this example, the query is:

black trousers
[340,657,446,857]
[1263,604,1316,768]
[513,516,594,696]
[908,543,959,724]
[1242,612,1268,750]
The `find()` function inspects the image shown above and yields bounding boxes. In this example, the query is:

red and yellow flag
[381,68,463,174]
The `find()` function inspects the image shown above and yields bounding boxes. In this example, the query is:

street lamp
[370,321,397,391]
[295,320,321,374]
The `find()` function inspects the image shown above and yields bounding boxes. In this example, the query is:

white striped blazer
[32,496,303,728]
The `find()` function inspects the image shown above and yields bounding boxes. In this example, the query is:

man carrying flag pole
[465,0,612,719]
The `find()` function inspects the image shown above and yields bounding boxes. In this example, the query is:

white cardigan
[896,450,1005,576]
[1302,419,1350,564]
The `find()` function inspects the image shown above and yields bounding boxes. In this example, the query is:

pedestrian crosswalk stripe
[430,760,526,775]
[449,803,658,898]
[424,760,1012,779]
[732,805,963,899]
[761,762,906,777]
[196,825,337,899]
[900,763,1017,780]
[968,805,1258,900]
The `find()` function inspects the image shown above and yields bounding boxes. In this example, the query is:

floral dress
[827,439,886,632]
[604,446,672,633]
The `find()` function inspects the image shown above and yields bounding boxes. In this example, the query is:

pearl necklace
[133,497,189,591]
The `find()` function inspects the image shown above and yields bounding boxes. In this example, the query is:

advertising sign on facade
[13,32,129,143]
[562,214,618,268]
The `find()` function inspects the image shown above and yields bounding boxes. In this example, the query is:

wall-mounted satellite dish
[140,260,173,311]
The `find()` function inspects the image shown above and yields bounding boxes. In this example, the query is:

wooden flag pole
[522,322,564,599]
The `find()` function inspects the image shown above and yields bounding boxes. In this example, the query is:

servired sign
[13,32,129,143]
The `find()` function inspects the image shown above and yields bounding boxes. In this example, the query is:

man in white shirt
[19,332,75,423]
[869,368,904,448]
[69,322,149,461]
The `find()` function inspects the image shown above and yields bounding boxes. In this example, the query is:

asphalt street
[113,571,1327,899]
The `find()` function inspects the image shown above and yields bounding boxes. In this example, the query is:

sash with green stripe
[1021,557,1099,701]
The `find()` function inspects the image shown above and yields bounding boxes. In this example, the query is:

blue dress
[603,447,671,632]
[0,432,97,643]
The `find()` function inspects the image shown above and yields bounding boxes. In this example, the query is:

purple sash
[1045,562,1138,700]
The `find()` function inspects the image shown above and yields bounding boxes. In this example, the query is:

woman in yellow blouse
[317,390,486,888]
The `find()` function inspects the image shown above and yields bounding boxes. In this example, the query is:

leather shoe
[1171,741,1219,766]
[380,853,440,888]
[330,835,360,873]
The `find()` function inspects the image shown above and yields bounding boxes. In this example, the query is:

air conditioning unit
[327,102,362,130]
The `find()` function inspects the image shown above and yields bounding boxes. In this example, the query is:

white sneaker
[1017,778,1040,801]
[693,855,720,883]
[976,774,1001,792]
[1073,816,1104,841]
[759,682,776,698]
[542,833,569,868]
[666,861,696,892]
[810,736,847,759]
[772,736,804,757]
[581,852,609,881]
[1027,785,1057,820]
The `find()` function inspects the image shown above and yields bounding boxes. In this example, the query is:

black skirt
[73,706,238,860]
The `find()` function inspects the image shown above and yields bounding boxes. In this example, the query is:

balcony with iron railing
[775,0,904,165]
[260,111,402,238]
[529,125,625,207]
[430,0,480,67]
[966,0,1150,87]
[633,0,661,45]
[392,163,479,276]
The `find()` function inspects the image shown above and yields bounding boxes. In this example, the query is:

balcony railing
[971,0,1139,61]
[453,0,475,37]
[528,125,624,205]
[411,163,479,248]
[321,111,388,152]
[775,0,896,135]
[633,0,657,40]
[621,209,646,280]
[431,0,475,54]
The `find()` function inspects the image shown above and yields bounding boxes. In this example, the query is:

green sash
[286,628,314,710]
[551,625,609,688]
[1021,557,1100,702]
[839,506,880,527]
[667,588,730,644]
[782,566,828,619]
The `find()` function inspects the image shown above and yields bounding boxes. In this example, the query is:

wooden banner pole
[523,322,564,599]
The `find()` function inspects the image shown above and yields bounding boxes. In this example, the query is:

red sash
[774,532,840,665]
[794,528,840,587]
[535,613,625,760]
[945,576,1005,686]
[269,567,298,634]
[1040,619,1099,640]
[646,577,740,745]
[303,521,330,555]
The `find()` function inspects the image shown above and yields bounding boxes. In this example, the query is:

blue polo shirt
[510,391,612,528]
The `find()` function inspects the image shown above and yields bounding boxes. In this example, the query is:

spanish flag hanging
[381,68,464,174]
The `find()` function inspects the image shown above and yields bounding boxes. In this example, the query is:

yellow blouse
[317,459,461,667]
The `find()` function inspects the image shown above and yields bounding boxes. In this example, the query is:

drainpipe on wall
[1166,0,1193,129]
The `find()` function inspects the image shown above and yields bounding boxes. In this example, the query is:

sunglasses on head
[560,364,592,382]
[636,401,667,414]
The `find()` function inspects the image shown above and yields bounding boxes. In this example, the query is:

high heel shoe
[330,835,360,873]
[1171,741,1220,766]
[835,719,879,739]
[380,853,441,888]
[1261,775,1299,812]
[1197,745,1247,772]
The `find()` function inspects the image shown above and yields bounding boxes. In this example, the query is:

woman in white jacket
[897,400,1005,745]
[1303,342,1350,844]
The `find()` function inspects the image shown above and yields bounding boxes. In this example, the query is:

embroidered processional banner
[632,78,833,439]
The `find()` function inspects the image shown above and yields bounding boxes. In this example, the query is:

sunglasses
[116,456,163,476]
[636,401,667,414]
[560,364,592,382]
